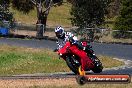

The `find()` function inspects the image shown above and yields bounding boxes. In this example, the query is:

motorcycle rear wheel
[91,56,103,73]
[92,65,103,73]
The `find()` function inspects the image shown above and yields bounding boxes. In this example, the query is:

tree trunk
[36,0,51,39]
[36,1,48,39]
[36,12,47,39]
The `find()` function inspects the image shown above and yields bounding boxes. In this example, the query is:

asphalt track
[0,38,132,76]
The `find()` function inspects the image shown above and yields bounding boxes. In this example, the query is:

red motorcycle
[55,40,103,74]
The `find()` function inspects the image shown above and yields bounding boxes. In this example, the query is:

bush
[112,31,132,39]
[113,0,132,38]
[70,0,110,28]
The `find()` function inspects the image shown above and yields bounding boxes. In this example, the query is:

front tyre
[65,55,81,74]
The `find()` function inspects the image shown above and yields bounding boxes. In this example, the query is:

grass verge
[0,44,124,76]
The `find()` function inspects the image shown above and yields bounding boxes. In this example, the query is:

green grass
[0,44,124,76]
[10,7,37,24]
[0,45,69,76]
[48,3,72,27]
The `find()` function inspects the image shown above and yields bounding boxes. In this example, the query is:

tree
[107,0,120,18]
[113,0,132,38]
[11,0,63,38]
[70,0,111,28]
[70,0,111,41]
[0,0,13,28]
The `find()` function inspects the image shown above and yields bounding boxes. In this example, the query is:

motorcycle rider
[54,26,94,76]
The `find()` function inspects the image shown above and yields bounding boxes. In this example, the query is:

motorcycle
[55,40,103,74]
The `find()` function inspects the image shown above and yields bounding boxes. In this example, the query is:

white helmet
[55,26,65,38]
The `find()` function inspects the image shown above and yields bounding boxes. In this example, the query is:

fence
[10,22,75,38]
[9,22,132,43]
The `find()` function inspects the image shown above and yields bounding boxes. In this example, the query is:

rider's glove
[53,48,58,52]
[69,37,75,44]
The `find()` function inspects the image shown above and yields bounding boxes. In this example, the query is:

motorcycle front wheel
[65,55,81,74]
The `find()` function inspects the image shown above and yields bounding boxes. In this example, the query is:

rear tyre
[65,55,81,74]
[92,65,103,73]
[91,56,103,73]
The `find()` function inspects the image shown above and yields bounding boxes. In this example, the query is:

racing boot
[78,66,86,76]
